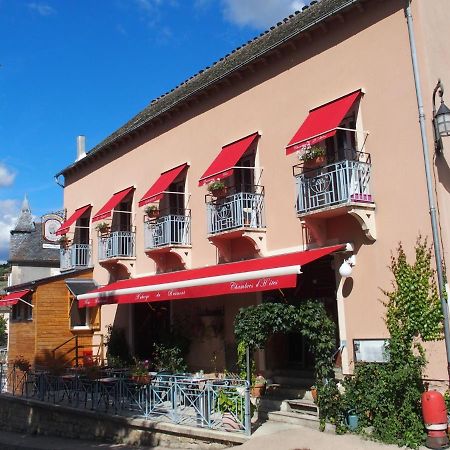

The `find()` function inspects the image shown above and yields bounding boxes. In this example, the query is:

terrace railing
[144,211,191,249]
[206,187,265,235]
[0,367,251,435]
[294,153,373,215]
[98,231,135,260]
[60,244,92,271]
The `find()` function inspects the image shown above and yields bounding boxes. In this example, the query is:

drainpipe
[405,0,450,383]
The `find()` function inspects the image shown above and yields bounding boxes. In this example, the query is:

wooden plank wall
[9,271,96,368]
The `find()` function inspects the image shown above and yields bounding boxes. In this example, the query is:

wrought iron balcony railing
[98,231,135,260]
[60,244,92,271]
[206,187,265,235]
[294,153,373,215]
[144,211,191,249]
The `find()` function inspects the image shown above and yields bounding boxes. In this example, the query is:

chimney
[76,135,86,161]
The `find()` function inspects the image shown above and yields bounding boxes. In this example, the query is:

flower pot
[251,384,266,398]
[222,412,242,431]
[310,387,318,403]
[303,155,326,170]
[147,209,159,219]
[211,187,227,199]
[131,374,151,384]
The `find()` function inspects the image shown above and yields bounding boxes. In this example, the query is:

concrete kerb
[0,394,248,448]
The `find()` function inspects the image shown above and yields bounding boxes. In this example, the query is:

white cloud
[0,163,15,187]
[221,0,305,29]
[28,2,56,16]
[0,200,19,262]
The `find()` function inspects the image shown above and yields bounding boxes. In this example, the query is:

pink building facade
[56,0,450,381]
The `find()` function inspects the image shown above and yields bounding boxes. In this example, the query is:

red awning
[92,186,134,223]
[0,289,31,307]
[56,205,91,236]
[138,163,188,207]
[286,90,361,155]
[78,244,345,307]
[198,132,259,186]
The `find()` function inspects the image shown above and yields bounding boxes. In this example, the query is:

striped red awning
[198,133,259,186]
[0,289,31,307]
[56,205,91,236]
[286,90,361,154]
[78,244,345,307]
[139,163,188,207]
[92,187,134,223]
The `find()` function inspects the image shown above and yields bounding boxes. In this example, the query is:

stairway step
[268,411,336,433]
[266,384,314,401]
[287,399,318,416]
[271,375,315,387]
[268,410,319,429]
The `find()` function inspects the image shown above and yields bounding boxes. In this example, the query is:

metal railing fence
[206,189,265,234]
[60,244,92,271]
[144,212,191,249]
[0,367,250,435]
[98,231,135,260]
[294,155,372,214]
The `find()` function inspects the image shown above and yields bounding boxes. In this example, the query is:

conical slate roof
[13,195,35,233]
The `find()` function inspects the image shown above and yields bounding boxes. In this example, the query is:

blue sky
[0,0,305,260]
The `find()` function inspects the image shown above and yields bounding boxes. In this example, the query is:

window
[11,299,32,322]
[70,295,89,328]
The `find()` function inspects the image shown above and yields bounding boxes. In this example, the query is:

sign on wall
[353,339,389,363]
[41,211,65,249]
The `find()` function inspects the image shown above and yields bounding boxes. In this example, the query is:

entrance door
[265,256,338,372]
[133,302,170,359]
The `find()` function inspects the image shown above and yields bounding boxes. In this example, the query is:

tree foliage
[0,315,7,347]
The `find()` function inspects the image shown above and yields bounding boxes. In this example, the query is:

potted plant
[299,145,326,168]
[217,388,244,431]
[95,222,110,236]
[13,355,31,372]
[251,374,266,398]
[144,205,159,219]
[58,235,71,249]
[207,180,227,199]
[131,358,151,384]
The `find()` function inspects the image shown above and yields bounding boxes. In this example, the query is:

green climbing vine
[234,300,340,427]
[343,237,443,448]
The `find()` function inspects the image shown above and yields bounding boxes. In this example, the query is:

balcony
[98,231,135,261]
[295,153,373,214]
[206,187,265,235]
[144,211,191,250]
[294,152,376,241]
[60,244,92,271]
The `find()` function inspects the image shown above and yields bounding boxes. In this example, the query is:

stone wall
[0,395,245,448]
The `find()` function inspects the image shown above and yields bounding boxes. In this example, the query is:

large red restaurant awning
[286,90,362,155]
[0,289,31,307]
[92,186,134,223]
[56,204,91,236]
[198,132,259,186]
[78,244,345,307]
[138,163,188,207]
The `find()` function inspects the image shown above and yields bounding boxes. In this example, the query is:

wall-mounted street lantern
[433,79,450,153]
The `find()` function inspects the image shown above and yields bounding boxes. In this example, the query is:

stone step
[267,410,320,429]
[267,411,336,433]
[286,399,318,416]
[265,384,314,401]
[271,375,315,387]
